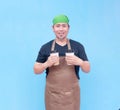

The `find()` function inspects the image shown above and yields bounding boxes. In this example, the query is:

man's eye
[63,25,66,27]
[56,25,60,27]
[62,25,67,27]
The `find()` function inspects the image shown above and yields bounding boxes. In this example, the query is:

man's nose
[59,26,63,30]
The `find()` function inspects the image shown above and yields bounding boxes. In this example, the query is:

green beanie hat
[52,14,69,25]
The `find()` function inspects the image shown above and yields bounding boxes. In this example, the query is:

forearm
[65,55,90,73]
[34,62,48,74]
[79,59,90,73]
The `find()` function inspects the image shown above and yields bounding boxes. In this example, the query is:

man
[34,14,90,110]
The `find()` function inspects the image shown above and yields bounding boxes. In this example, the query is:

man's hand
[65,55,83,66]
[46,55,59,67]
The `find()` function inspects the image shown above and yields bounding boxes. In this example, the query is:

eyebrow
[56,24,67,26]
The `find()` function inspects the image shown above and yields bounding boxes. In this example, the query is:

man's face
[53,23,69,40]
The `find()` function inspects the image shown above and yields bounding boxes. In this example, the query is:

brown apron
[45,39,80,110]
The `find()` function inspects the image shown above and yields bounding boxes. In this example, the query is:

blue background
[0,0,120,110]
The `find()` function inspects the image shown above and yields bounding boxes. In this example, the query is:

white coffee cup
[50,52,59,65]
[65,52,74,65]
[65,52,74,56]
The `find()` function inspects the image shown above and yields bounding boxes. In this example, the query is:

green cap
[52,14,69,25]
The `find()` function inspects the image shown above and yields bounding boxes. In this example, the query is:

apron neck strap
[67,39,72,51]
[51,40,56,52]
[51,38,72,52]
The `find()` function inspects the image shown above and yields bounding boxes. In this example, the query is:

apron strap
[51,39,72,52]
[51,40,56,52]
[67,39,72,51]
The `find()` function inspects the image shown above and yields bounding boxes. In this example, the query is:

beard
[57,35,66,41]
[56,32,68,41]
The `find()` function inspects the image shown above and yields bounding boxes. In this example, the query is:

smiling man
[34,14,90,110]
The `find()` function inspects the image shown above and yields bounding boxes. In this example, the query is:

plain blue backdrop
[0,0,120,110]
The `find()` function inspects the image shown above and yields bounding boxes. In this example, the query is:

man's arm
[78,59,90,73]
[34,62,48,74]
[65,55,90,73]
[34,55,59,74]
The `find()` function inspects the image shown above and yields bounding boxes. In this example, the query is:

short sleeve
[36,46,47,63]
[78,45,88,61]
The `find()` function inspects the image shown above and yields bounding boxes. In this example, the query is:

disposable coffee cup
[65,52,74,56]
[50,52,59,65]
[65,52,74,65]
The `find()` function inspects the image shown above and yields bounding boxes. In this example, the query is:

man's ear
[52,25,54,31]
[52,25,54,28]
[68,24,70,30]
[68,24,70,28]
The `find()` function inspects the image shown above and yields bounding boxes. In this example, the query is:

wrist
[43,62,49,69]
[79,59,84,66]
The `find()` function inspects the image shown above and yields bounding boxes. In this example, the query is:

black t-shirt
[36,39,88,79]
